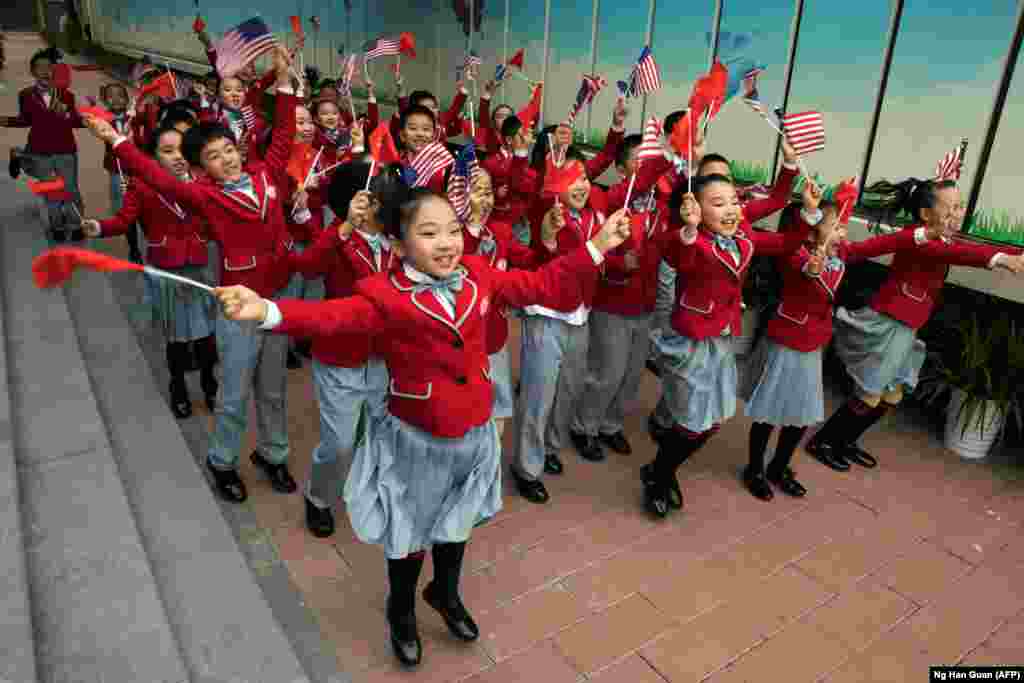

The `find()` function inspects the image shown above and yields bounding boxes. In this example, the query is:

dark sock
[197,335,218,387]
[431,542,466,603]
[847,403,889,446]
[659,425,716,483]
[165,342,187,389]
[387,552,425,617]
[769,425,807,475]
[748,422,774,473]
[813,398,867,447]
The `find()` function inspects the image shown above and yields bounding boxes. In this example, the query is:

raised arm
[112,140,207,213]
[745,164,797,224]
[274,294,383,339]
[843,228,924,264]
[439,86,468,139]
[96,184,144,236]
[288,221,344,278]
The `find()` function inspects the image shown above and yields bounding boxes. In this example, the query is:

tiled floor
[9,33,1022,681]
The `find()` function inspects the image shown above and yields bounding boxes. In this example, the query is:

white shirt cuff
[989,253,1008,269]
[459,87,469,96]
[801,208,823,225]
[259,300,282,329]
[367,96,377,103]
[913,227,929,244]
[585,241,604,265]
[514,150,529,158]
[681,225,698,245]
[351,145,365,154]
[112,135,128,149]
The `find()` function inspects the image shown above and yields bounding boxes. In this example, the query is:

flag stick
[468,98,476,138]
[313,159,345,178]
[623,171,637,209]
[348,93,357,121]
[302,146,324,190]
[746,103,813,181]
[363,157,376,191]
[67,201,83,221]
[144,265,215,293]
[687,109,693,194]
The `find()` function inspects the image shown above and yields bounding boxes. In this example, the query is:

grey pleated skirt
[142,263,215,343]
[741,338,825,427]
[654,330,737,432]
[343,413,502,559]
[833,306,926,397]
[489,346,514,419]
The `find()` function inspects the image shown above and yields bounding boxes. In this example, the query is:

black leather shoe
[512,469,549,504]
[767,467,807,497]
[645,358,662,377]
[386,602,422,667]
[598,431,632,455]
[69,228,85,242]
[305,497,335,538]
[570,431,605,462]
[8,150,20,179]
[207,463,248,503]
[642,475,670,519]
[647,414,670,445]
[805,440,851,472]
[841,443,878,468]
[543,453,563,475]
[169,381,192,419]
[743,466,774,501]
[51,229,67,243]
[423,582,479,642]
[249,451,298,493]
[286,349,303,369]
[641,462,682,509]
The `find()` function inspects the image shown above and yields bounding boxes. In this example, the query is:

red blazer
[869,226,1009,330]
[530,205,606,312]
[274,248,599,438]
[594,207,669,317]
[661,217,814,340]
[467,85,544,154]
[98,177,210,269]
[391,89,468,142]
[6,86,82,155]
[767,230,922,352]
[463,219,541,353]
[338,100,380,134]
[102,113,134,174]
[288,223,395,367]
[115,92,299,297]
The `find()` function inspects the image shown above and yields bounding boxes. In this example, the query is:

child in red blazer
[398,105,453,194]
[2,48,85,240]
[466,80,544,155]
[82,124,218,420]
[805,179,1024,471]
[740,199,946,500]
[83,46,303,505]
[390,81,468,143]
[285,162,397,538]
[644,174,821,518]
[215,189,632,668]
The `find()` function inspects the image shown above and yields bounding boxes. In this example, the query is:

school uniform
[401,147,452,195]
[390,88,468,143]
[113,88,301,474]
[463,218,541,418]
[468,85,543,155]
[337,98,380,134]
[4,84,84,222]
[288,222,392,510]
[261,246,603,557]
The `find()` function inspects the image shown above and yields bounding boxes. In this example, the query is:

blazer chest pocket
[776,303,808,325]
[389,379,432,400]
[900,282,930,303]
[679,291,714,315]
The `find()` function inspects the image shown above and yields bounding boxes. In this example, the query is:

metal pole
[857,0,904,204]
[503,0,510,106]
[540,0,551,125]
[640,0,656,124]
[708,0,723,70]
[770,0,804,183]
[964,0,1024,231]
[585,0,600,142]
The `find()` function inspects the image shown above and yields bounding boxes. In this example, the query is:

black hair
[500,114,522,141]
[693,173,734,199]
[399,104,436,132]
[777,201,804,234]
[374,166,446,240]
[312,98,341,117]
[30,47,61,69]
[530,124,585,170]
[407,89,437,108]
[181,122,236,166]
[491,103,514,125]
[304,65,322,92]
[146,124,184,157]
[100,82,130,101]
[697,153,731,177]
[158,98,199,122]
[668,172,733,214]
[899,178,957,222]
[617,134,642,167]
[663,110,686,140]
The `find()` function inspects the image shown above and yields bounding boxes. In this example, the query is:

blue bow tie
[672,155,688,175]
[415,270,465,309]
[713,233,740,255]
[362,232,386,263]
[222,174,253,194]
[568,209,582,222]
[478,235,496,255]
[825,256,843,272]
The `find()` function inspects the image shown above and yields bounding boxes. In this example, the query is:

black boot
[126,223,143,263]
[196,335,219,412]
[166,342,192,419]
[806,403,855,472]
[424,542,479,641]
[840,404,886,468]
[305,496,335,538]
[387,555,425,667]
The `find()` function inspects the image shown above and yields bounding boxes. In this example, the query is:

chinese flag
[668,112,692,160]
[368,123,401,167]
[399,32,417,59]
[287,142,317,186]
[508,48,524,69]
[192,15,206,33]
[77,105,114,122]
[139,71,176,100]
[51,63,72,90]
[542,157,583,196]
[290,15,304,39]
[833,177,859,223]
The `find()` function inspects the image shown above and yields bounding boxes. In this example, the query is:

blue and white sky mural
[88,0,1024,242]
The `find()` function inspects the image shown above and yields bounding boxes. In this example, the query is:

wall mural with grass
[87,0,1024,246]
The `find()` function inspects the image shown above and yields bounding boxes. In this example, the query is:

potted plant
[917,314,1024,459]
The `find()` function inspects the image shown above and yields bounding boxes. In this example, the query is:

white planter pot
[731,307,760,357]
[943,387,1006,460]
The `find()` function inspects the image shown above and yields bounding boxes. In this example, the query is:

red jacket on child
[6,86,82,154]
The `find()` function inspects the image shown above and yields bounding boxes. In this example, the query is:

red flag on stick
[32,248,144,289]
[77,105,114,122]
[193,15,206,33]
[51,63,72,90]
[139,71,176,100]
[399,32,417,59]
[508,48,524,69]
[290,15,305,40]
[368,123,401,167]
[28,177,66,195]
[833,177,859,224]
[668,113,693,161]
[542,158,584,196]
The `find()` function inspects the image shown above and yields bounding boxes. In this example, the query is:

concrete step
[62,240,319,682]
[0,200,38,683]
[0,180,190,683]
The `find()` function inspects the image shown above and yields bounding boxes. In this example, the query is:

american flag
[636,116,662,161]
[339,53,359,95]
[625,46,661,97]
[240,104,258,132]
[214,18,279,78]
[408,142,455,188]
[567,74,607,126]
[781,110,825,156]
[447,142,478,221]
[935,143,963,181]
[463,52,482,79]
[363,35,402,61]
[494,63,507,83]
[741,67,763,104]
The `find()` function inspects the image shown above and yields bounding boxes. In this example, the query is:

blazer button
[453,338,464,349]
[456,375,467,385]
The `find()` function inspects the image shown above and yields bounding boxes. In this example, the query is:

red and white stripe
[781,110,825,156]
[634,52,661,96]
[636,116,662,161]
[410,142,455,188]
[215,26,278,77]
[365,38,402,61]
[935,147,962,181]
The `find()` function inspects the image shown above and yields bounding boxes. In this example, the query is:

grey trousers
[513,315,589,481]
[574,310,651,437]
